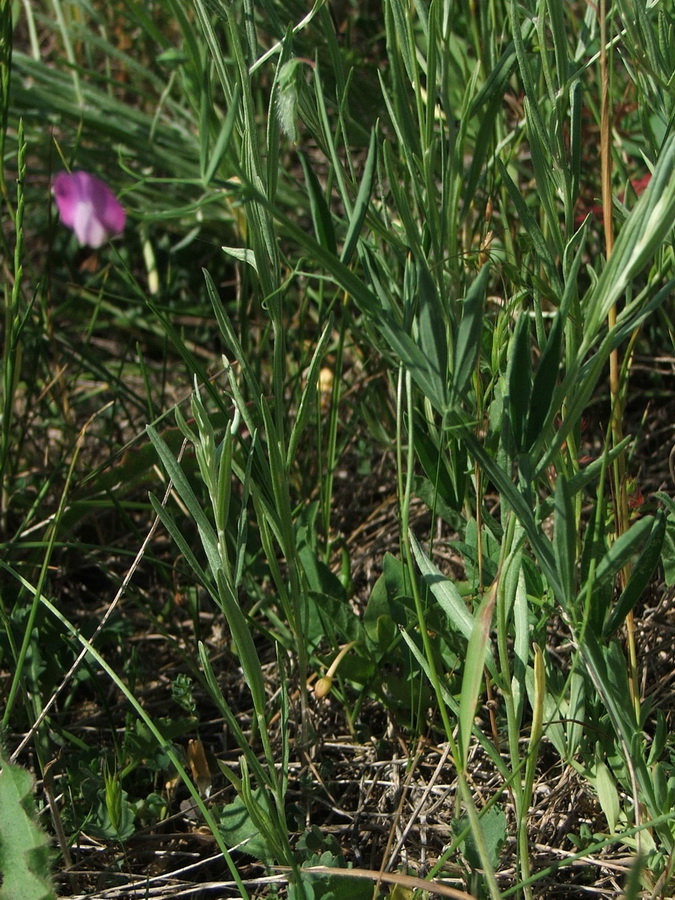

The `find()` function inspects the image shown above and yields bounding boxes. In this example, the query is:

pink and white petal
[73,201,108,249]
[102,198,126,235]
[53,170,126,246]
[53,172,80,228]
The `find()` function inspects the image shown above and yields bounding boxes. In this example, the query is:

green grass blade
[146,425,220,576]
[298,151,337,255]
[458,582,497,773]
[340,128,377,266]
[603,510,667,639]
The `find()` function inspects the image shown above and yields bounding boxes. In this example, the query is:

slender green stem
[599,0,639,722]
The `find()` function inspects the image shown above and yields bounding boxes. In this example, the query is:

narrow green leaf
[458,584,496,772]
[510,559,529,726]
[204,83,240,185]
[387,0,417,103]
[578,633,638,748]
[215,570,268,725]
[410,532,474,640]
[546,0,571,91]
[198,65,212,183]
[17,583,250,897]
[507,312,532,453]
[148,493,211,588]
[566,670,586,758]
[299,151,337,255]
[569,79,582,203]
[382,139,422,257]
[416,259,448,387]
[232,176,380,317]
[469,40,518,116]
[462,431,563,602]
[594,759,620,834]
[461,93,503,215]
[576,634,667,840]
[454,264,490,399]
[581,132,675,343]
[535,277,675,477]
[287,319,333,467]
[340,127,377,266]
[553,475,576,607]
[524,96,564,259]
[312,61,351,212]
[220,247,258,272]
[524,312,563,450]
[379,317,447,413]
[146,425,220,577]
[592,516,654,591]
[498,159,561,293]
[274,51,302,146]
[603,510,667,638]
[414,427,464,513]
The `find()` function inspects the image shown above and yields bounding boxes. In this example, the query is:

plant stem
[599,0,639,723]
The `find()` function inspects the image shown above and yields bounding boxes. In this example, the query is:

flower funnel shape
[53,171,126,248]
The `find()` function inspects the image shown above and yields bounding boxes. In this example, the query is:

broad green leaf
[453,804,507,872]
[0,755,55,900]
[364,553,407,649]
[212,787,275,864]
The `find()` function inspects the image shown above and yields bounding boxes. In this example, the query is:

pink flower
[53,170,126,248]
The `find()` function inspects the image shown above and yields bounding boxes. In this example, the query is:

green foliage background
[1,0,674,897]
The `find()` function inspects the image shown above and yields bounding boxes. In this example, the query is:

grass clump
[1,1,675,898]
